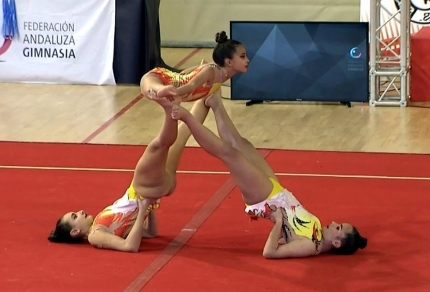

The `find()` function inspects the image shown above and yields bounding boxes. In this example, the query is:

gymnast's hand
[270,208,284,223]
[139,197,160,212]
[138,197,157,212]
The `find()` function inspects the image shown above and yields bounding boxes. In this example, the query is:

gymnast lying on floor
[48,98,210,252]
[170,92,367,258]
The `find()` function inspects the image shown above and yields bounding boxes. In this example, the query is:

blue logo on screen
[349,47,362,59]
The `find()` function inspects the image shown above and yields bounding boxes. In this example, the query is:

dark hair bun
[358,237,368,249]
[215,31,228,44]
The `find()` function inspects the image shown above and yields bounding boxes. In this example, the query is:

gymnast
[170,93,368,258]
[48,98,210,252]
[140,31,248,102]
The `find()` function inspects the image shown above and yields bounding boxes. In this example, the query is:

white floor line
[1,165,429,181]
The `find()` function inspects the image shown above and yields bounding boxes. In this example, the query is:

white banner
[0,0,116,85]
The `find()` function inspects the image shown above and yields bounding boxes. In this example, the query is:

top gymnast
[140,31,248,102]
[170,92,368,259]
[47,97,210,252]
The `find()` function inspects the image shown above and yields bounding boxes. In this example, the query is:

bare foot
[151,95,177,109]
[171,105,189,121]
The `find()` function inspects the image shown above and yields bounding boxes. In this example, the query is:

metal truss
[369,0,411,107]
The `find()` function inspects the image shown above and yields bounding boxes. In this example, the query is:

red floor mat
[1,142,430,292]
[144,176,430,292]
[0,141,230,171]
[0,167,229,292]
[266,149,430,177]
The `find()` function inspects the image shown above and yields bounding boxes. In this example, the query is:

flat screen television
[230,21,369,103]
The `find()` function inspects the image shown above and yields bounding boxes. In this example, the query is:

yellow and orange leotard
[245,178,323,251]
[92,184,160,238]
[147,64,223,102]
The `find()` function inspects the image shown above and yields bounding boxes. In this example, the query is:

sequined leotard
[147,64,223,101]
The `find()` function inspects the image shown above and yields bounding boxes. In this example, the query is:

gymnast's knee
[218,142,240,162]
